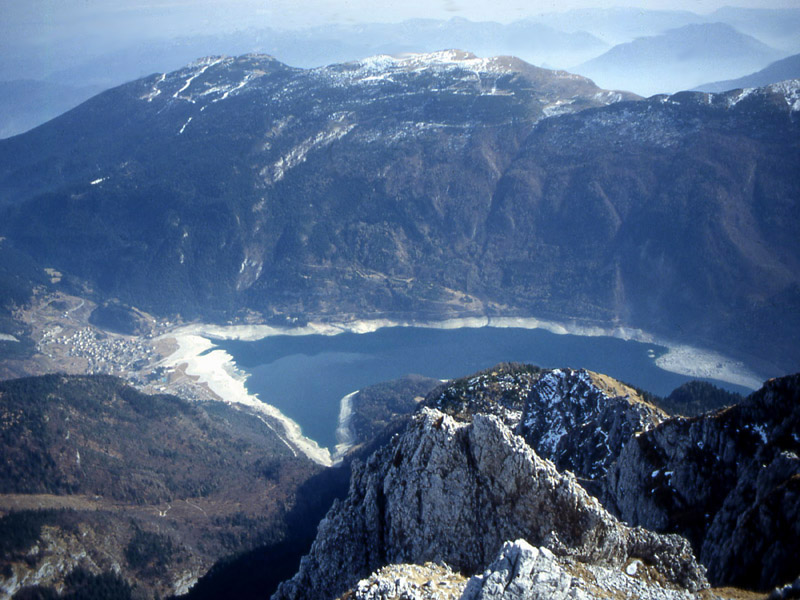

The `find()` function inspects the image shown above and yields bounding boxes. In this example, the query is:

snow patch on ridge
[173,57,225,101]
[768,79,800,111]
[726,87,756,108]
[328,50,518,85]
[141,73,166,102]
[261,118,356,184]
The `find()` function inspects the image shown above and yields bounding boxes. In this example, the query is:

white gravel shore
[159,316,765,463]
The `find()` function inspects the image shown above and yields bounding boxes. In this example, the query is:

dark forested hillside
[0,53,798,373]
[0,374,333,598]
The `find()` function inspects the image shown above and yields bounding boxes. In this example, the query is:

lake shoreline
[159,315,766,463]
[157,331,334,466]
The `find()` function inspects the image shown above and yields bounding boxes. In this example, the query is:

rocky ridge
[427,366,666,483]
[426,363,543,429]
[342,562,467,600]
[461,539,700,600]
[276,368,800,599]
[605,374,800,590]
[518,368,665,481]
[273,408,707,600]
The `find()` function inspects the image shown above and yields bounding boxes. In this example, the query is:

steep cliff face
[274,408,706,600]
[426,363,543,429]
[427,365,665,486]
[605,374,800,590]
[517,368,665,481]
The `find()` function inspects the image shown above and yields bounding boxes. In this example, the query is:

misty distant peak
[574,20,784,97]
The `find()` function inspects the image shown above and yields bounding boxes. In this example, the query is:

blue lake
[213,326,752,450]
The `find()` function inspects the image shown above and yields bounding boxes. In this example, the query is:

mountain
[696,53,800,93]
[573,22,784,96]
[271,368,800,599]
[273,408,707,600]
[0,19,607,137]
[0,54,798,376]
[0,52,633,316]
[605,373,800,590]
[0,374,336,598]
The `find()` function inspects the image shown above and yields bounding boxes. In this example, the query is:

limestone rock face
[517,368,665,481]
[461,539,699,600]
[344,563,467,600]
[273,408,706,600]
[426,364,542,430]
[605,373,800,590]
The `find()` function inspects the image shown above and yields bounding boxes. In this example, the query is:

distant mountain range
[696,52,800,93]
[0,53,798,376]
[573,22,784,96]
[708,6,800,53]
[2,8,800,137]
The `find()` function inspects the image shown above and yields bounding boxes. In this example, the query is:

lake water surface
[214,326,751,449]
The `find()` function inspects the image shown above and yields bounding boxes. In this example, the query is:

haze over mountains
[2,7,800,137]
[574,22,783,97]
[696,52,800,93]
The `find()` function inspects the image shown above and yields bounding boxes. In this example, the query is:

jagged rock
[273,408,706,600]
[460,541,579,600]
[605,373,800,590]
[461,539,699,600]
[517,368,664,480]
[427,363,543,429]
[768,575,800,600]
[342,563,467,600]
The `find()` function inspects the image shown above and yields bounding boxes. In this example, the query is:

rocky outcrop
[517,368,664,481]
[605,373,800,590]
[426,364,543,429]
[427,365,665,485]
[461,539,700,600]
[273,408,706,600]
[343,563,467,600]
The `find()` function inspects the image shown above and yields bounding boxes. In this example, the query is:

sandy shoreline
[158,332,333,466]
[333,391,358,462]
[159,315,766,464]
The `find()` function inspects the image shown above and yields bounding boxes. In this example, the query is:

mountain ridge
[696,53,800,93]
[274,368,800,599]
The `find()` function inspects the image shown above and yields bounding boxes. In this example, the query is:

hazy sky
[6,0,800,38]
